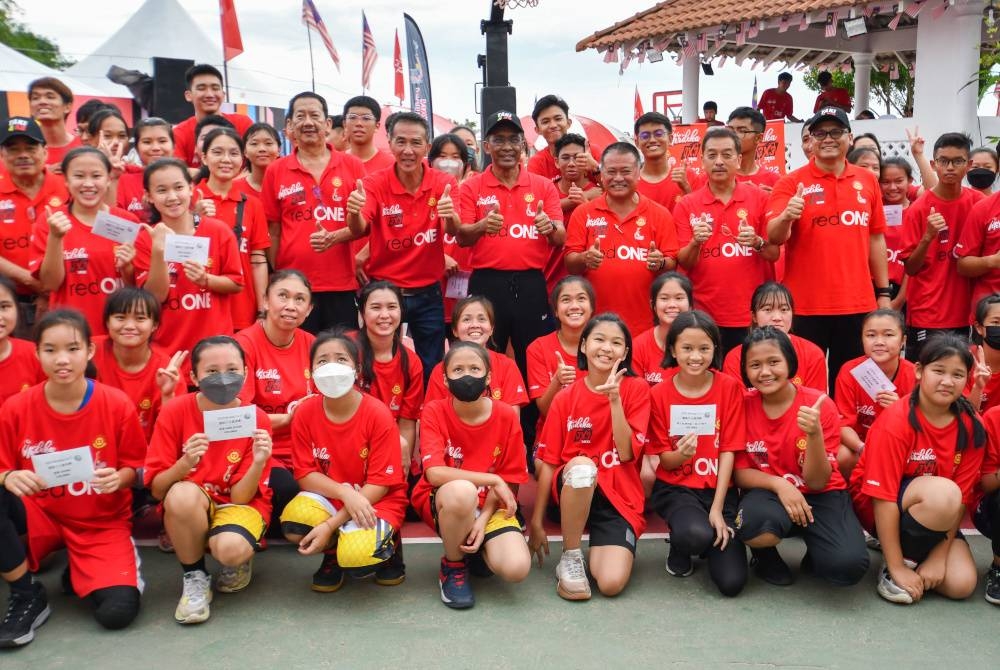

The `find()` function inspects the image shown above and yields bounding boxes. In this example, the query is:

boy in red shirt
[635,112,699,212]
[955,191,1000,310]
[526,95,599,180]
[758,73,800,122]
[725,107,781,190]
[342,95,394,174]
[813,72,853,114]
[172,64,253,169]
[27,77,80,170]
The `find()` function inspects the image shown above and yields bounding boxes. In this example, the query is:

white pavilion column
[682,56,700,124]
[852,53,873,114]
[913,0,984,142]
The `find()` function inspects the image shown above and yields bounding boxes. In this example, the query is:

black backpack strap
[233,193,246,243]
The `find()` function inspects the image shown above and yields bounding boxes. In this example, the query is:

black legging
[267,466,299,537]
[668,505,747,597]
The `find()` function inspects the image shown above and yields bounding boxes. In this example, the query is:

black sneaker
[985,565,1000,605]
[375,535,405,586]
[0,583,50,648]
[311,554,345,593]
[439,557,474,609]
[665,546,694,577]
[750,547,794,586]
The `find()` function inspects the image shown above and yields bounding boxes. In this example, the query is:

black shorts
[894,477,966,563]
[428,488,525,543]
[586,487,637,554]
[649,481,738,526]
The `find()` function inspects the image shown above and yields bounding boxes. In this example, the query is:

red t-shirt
[91,336,177,444]
[424,349,527,408]
[29,205,139,336]
[133,216,244,354]
[525,331,585,400]
[647,369,746,489]
[235,322,315,466]
[412,398,528,528]
[723,333,829,393]
[360,344,424,421]
[636,171,698,214]
[537,376,650,535]
[974,405,1000,509]
[766,160,887,315]
[736,385,844,493]
[674,183,774,327]
[526,145,601,181]
[458,167,564,271]
[835,356,917,442]
[758,89,794,121]
[360,149,395,175]
[231,176,262,201]
[954,190,1000,312]
[145,394,272,519]
[0,382,145,526]
[115,166,152,223]
[0,170,68,284]
[261,148,367,292]
[900,189,982,328]
[44,136,82,168]
[0,338,44,407]
[632,327,667,387]
[849,393,986,531]
[359,165,456,288]
[884,206,907,286]
[565,194,679,337]
[172,113,255,168]
[736,169,780,190]
[813,88,852,113]
[193,184,271,330]
[289,393,407,528]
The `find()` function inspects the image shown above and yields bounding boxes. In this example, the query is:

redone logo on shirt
[810,210,870,227]
[385,228,438,250]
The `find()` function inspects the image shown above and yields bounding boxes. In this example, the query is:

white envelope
[92,211,140,244]
[164,234,210,265]
[31,446,95,488]
[445,270,471,299]
[669,404,717,436]
[203,405,257,441]
[884,204,903,227]
[850,357,895,401]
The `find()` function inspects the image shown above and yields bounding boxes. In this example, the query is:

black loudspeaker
[151,57,194,123]
[480,85,516,141]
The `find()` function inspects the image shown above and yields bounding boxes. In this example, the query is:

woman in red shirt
[145,336,272,625]
[879,158,914,312]
[32,147,139,335]
[835,309,915,479]
[280,329,408,592]
[233,123,281,198]
[0,309,145,646]
[0,277,44,406]
[414,341,530,609]
[530,314,650,601]
[115,118,174,223]
[736,327,869,588]
[850,334,985,605]
[970,294,1000,413]
[647,311,747,596]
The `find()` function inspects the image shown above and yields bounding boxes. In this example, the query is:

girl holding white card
[0,309,146,647]
[646,310,748,596]
[835,309,916,479]
[144,335,272,625]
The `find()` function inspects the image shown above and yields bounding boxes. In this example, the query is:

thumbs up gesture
[484,204,504,235]
[347,179,366,216]
[309,219,335,253]
[736,217,758,247]
[554,351,577,386]
[437,183,455,221]
[568,184,585,205]
[796,393,827,436]
[45,205,72,239]
[533,199,554,236]
[691,213,712,244]
[924,206,947,242]
[646,239,665,272]
[584,236,604,270]
[783,183,805,221]
[194,197,216,218]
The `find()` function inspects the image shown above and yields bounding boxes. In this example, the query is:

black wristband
[874,287,892,298]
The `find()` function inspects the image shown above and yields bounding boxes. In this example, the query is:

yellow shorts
[280,492,395,569]
[482,509,523,541]
[202,491,266,549]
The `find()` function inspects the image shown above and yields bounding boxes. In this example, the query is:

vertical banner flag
[219,0,243,61]
[757,121,787,175]
[751,75,759,109]
[403,13,434,134]
[302,0,340,71]
[633,85,644,121]
[394,29,405,103]
[362,12,378,91]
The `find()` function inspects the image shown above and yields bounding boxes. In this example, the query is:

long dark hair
[909,334,985,452]
[356,280,411,396]
[577,313,636,376]
[663,310,722,369]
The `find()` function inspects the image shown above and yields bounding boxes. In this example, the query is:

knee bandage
[564,463,598,489]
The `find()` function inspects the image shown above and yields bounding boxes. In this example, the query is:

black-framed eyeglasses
[637,129,668,141]
[933,157,968,168]
[810,128,848,140]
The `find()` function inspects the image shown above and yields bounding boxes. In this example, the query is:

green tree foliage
[0,0,74,69]
[802,66,914,117]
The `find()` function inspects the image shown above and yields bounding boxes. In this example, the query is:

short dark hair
[343,95,381,122]
[847,146,881,168]
[330,114,344,129]
[134,117,174,145]
[600,141,641,167]
[740,326,798,388]
[184,64,224,89]
[388,112,429,138]
[703,101,718,112]
[61,146,111,176]
[817,71,833,86]
[881,156,913,180]
[778,72,793,83]
[701,127,741,154]
[28,77,73,106]
[191,335,245,372]
[852,132,882,155]
[34,308,91,348]
[634,111,672,136]
[104,287,161,327]
[554,133,587,155]
[663,310,723,370]
[933,132,973,155]
[727,106,766,131]
[243,122,279,145]
[532,95,569,124]
[971,147,1000,169]
[195,114,234,139]
[75,99,108,125]
[287,91,328,119]
[87,108,128,139]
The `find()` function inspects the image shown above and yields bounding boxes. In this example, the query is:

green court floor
[2,537,997,669]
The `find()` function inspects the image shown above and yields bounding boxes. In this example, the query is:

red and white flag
[302,0,340,71]
[825,12,837,37]
[799,13,810,31]
[393,29,404,103]
[219,0,243,61]
[696,33,708,52]
[778,16,790,33]
[603,46,619,64]
[905,0,926,17]
[634,85,644,121]
[362,11,378,91]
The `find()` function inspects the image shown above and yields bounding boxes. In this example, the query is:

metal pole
[306,23,316,92]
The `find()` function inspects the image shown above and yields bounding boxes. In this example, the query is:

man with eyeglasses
[634,112,700,213]
[27,77,80,171]
[346,112,457,379]
[172,64,254,169]
[565,142,678,338]
[451,110,564,378]
[675,128,778,354]
[899,133,982,360]
[767,107,890,391]
[526,95,599,181]
[261,92,367,334]
[342,96,395,175]
[726,107,780,191]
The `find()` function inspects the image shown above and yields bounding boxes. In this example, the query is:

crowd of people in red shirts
[1,63,1000,647]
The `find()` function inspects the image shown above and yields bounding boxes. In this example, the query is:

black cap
[483,110,523,136]
[1,116,45,146]
[806,107,851,131]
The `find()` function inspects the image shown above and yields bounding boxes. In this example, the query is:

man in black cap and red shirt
[766,106,890,391]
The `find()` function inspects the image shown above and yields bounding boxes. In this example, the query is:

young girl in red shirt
[233,123,281,199]
[970,294,1000,414]
[530,314,650,601]
[115,118,175,223]
[0,277,43,406]
[414,341,530,609]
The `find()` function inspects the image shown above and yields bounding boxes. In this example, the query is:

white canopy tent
[0,41,110,96]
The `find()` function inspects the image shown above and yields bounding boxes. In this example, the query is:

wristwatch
[752,236,765,252]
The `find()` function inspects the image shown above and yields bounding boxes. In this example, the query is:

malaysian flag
[888,7,904,30]
[905,0,926,17]
[603,46,619,64]
[778,16,790,33]
[696,32,708,52]
[825,12,837,37]
[302,0,340,71]
[362,11,378,91]
[799,12,810,31]
[748,20,760,38]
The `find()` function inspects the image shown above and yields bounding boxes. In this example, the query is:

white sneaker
[555,549,591,601]
[216,559,253,594]
[876,560,916,605]
[174,570,212,624]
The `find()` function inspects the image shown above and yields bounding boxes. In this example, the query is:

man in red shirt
[956,191,1000,310]
[526,95,599,180]
[696,101,725,127]
[726,107,780,190]
[813,71,853,114]
[675,128,778,353]
[172,64,254,168]
[348,111,457,378]
[27,77,80,171]
[342,96,394,175]
[635,112,698,213]
[767,107,890,391]
[262,92,366,333]
[758,73,800,122]
[902,132,981,360]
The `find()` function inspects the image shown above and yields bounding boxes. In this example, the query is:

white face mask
[312,362,356,399]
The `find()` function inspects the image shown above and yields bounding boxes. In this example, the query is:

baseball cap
[1,116,45,146]
[807,107,851,131]
[483,110,523,137]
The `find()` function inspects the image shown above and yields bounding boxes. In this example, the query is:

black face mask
[198,372,245,405]
[985,326,1000,350]
[967,168,997,190]
[447,375,488,402]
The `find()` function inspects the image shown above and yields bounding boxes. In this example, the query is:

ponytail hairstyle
[356,280,410,396]
[909,333,986,452]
